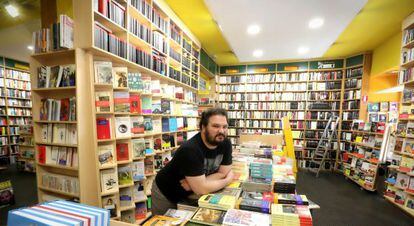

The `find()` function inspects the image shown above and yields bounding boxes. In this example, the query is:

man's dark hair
[199,107,228,130]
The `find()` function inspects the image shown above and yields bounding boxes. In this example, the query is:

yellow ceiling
[165,0,414,65]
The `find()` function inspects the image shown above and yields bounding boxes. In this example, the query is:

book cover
[130,94,141,114]
[141,96,152,114]
[60,64,76,87]
[57,147,68,166]
[162,117,169,132]
[145,138,154,155]
[132,138,146,158]
[152,99,162,114]
[142,215,179,226]
[144,157,154,175]
[161,99,171,114]
[190,208,225,226]
[128,72,143,91]
[66,124,77,145]
[114,92,130,112]
[102,195,118,218]
[115,117,131,138]
[395,172,410,189]
[142,75,152,94]
[116,143,130,161]
[100,168,118,193]
[60,98,70,121]
[130,116,145,134]
[95,91,111,112]
[150,80,161,95]
[37,145,46,164]
[94,61,113,84]
[96,117,111,140]
[113,67,128,88]
[135,202,147,220]
[119,188,133,207]
[380,102,389,112]
[154,137,162,151]
[144,117,153,134]
[223,208,270,226]
[98,144,115,167]
[152,118,162,134]
[367,103,380,112]
[118,166,133,185]
[132,161,145,181]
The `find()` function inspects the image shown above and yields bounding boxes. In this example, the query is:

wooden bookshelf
[31,0,201,224]
[218,56,371,170]
[383,11,414,218]
[0,57,33,171]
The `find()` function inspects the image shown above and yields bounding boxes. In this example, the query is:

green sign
[346,55,364,67]
[247,64,276,73]
[309,59,344,69]
[220,65,246,74]
[277,62,308,72]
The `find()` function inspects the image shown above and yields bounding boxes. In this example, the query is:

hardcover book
[98,144,115,167]
[190,207,225,226]
[132,138,146,158]
[116,143,130,161]
[94,61,113,84]
[128,72,143,91]
[131,116,145,134]
[96,117,111,140]
[100,168,118,193]
[95,91,111,112]
[118,166,133,185]
[113,67,128,88]
[115,117,131,138]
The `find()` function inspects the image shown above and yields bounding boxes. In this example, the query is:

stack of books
[242,177,273,192]
[198,194,237,211]
[275,194,309,205]
[223,208,270,226]
[8,200,109,226]
[271,204,313,226]
[273,175,296,193]
[250,158,273,180]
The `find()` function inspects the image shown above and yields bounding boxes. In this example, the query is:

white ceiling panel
[204,0,367,62]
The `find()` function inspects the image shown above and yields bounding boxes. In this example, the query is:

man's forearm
[206,172,226,181]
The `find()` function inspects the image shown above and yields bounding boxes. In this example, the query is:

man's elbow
[191,186,210,195]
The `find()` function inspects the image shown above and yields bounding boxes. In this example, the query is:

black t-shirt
[155,132,232,203]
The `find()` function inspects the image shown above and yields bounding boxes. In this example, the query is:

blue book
[162,118,170,132]
[169,118,177,132]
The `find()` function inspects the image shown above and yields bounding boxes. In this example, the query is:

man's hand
[224,170,235,183]
[180,179,192,191]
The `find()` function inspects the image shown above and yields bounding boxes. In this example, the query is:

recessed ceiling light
[27,45,33,50]
[253,49,263,58]
[5,4,19,18]
[308,18,324,29]
[247,24,261,35]
[298,46,309,55]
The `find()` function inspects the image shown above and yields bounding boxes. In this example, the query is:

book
[98,144,115,167]
[131,116,145,134]
[144,157,154,175]
[95,91,111,112]
[115,117,131,138]
[94,61,113,84]
[96,117,111,140]
[223,208,270,226]
[114,92,130,112]
[395,172,410,189]
[198,194,237,211]
[141,96,152,114]
[132,161,145,181]
[119,188,133,207]
[135,202,147,220]
[128,72,143,91]
[143,215,180,226]
[152,99,162,114]
[367,103,380,112]
[164,208,195,221]
[113,67,128,88]
[102,195,118,218]
[161,99,171,114]
[130,94,141,114]
[116,143,130,161]
[144,117,153,134]
[118,166,133,185]
[100,168,118,193]
[132,138,146,158]
[190,207,225,226]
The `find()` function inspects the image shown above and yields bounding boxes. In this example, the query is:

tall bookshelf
[0,57,32,170]
[31,0,200,224]
[217,55,371,169]
[383,11,414,217]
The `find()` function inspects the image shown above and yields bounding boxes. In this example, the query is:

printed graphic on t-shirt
[204,154,223,175]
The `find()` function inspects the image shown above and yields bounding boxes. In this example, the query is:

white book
[98,144,115,167]
[115,117,131,138]
[51,147,59,164]
[47,124,53,143]
[101,169,119,193]
[41,124,48,142]
[132,161,145,181]
[66,124,77,145]
[45,146,54,165]
[152,118,162,133]
[53,124,67,144]
[113,67,128,88]
[94,61,113,84]
[60,14,74,49]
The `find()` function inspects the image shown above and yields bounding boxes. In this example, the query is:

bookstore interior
[1,0,414,225]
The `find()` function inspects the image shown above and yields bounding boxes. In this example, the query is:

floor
[1,165,413,226]
[297,170,414,226]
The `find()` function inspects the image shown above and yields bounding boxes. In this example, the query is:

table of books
[142,142,314,226]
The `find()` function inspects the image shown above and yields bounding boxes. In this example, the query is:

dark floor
[1,166,413,226]
[297,170,414,226]
[0,164,37,226]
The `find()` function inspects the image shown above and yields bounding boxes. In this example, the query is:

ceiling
[204,0,367,62]
[166,0,414,65]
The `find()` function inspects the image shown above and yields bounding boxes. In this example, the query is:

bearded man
[152,108,234,215]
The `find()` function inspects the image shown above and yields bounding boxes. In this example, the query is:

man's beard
[204,129,226,146]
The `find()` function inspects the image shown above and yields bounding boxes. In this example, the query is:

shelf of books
[384,11,414,216]
[31,0,201,224]
[0,57,33,170]
[217,56,371,170]
[340,120,386,191]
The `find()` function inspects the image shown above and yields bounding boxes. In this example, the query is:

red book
[38,145,46,164]
[98,0,109,16]
[97,117,111,140]
[60,98,70,121]
[130,94,141,114]
[116,143,129,161]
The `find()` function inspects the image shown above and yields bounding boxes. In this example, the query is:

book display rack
[30,0,200,224]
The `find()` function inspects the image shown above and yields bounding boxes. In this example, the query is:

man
[152,108,234,215]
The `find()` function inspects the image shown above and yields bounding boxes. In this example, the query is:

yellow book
[143,215,180,226]
[355,136,363,143]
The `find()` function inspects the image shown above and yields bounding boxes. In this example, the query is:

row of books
[403,27,414,45]
[399,68,414,84]
[346,67,363,78]
[40,124,77,145]
[37,145,78,168]
[2,79,31,90]
[94,21,128,59]
[5,89,31,99]
[152,31,167,54]
[344,78,362,89]
[41,172,79,195]
[39,98,76,121]
[7,100,32,108]
[4,69,31,81]
[6,108,31,116]
[170,21,181,44]
[8,117,31,125]
[32,14,74,53]
[152,7,168,34]
[95,0,125,27]
[402,47,414,64]
[128,16,151,43]
[130,0,151,20]
[37,65,76,88]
